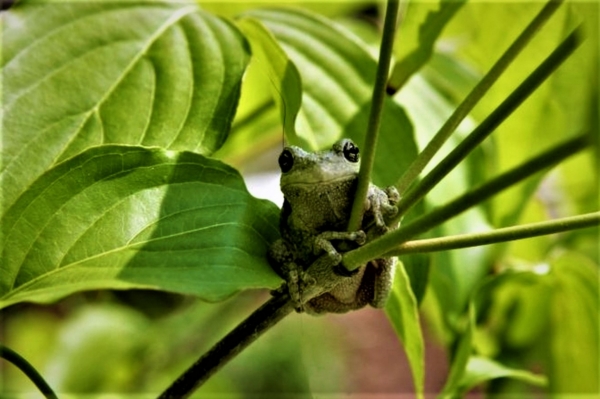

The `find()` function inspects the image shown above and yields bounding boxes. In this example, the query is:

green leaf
[46,303,151,391]
[0,146,281,310]
[385,262,425,399]
[458,355,547,392]
[549,251,600,393]
[236,17,303,139]
[247,8,418,187]
[246,7,372,150]
[440,302,475,397]
[390,0,466,91]
[1,1,250,217]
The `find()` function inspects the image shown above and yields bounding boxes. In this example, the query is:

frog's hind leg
[268,239,314,312]
[370,257,397,309]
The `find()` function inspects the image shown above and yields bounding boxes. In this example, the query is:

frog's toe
[351,230,367,245]
[385,186,400,204]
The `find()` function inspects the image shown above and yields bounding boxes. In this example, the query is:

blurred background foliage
[1,0,598,397]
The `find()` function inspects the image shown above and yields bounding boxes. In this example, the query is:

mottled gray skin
[268,139,399,314]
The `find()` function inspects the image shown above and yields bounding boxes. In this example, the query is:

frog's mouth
[281,174,356,188]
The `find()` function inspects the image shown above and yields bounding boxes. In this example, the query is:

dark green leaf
[0,146,281,309]
[1,1,250,217]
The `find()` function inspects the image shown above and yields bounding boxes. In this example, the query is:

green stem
[387,212,600,255]
[395,0,564,194]
[343,133,590,270]
[392,26,582,224]
[0,344,58,399]
[347,0,401,232]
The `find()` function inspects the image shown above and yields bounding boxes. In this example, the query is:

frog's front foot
[367,185,400,233]
[315,230,366,256]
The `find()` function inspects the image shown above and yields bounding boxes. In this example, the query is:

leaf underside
[2,1,250,217]
[0,2,281,309]
[0,146,281,309]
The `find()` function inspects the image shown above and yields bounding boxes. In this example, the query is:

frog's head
[278,138,360,189]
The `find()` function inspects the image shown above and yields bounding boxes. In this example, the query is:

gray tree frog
[268,138,399,314]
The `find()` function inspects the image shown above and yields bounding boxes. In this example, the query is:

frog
[267,138,400,314]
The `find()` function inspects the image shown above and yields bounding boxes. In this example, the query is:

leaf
[390,0,466,91]
[440,302,475,397]
[246,8,418,187]
[549,251,600,393]
[245,8,370,149]
[0,146,281,310]
[385,262,424,399]
[46,303,151,391]
[236,17,303,139]
[1,1,250,218]
[458,355,547,392]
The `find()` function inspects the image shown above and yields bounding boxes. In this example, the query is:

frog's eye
[343,141,359,163]
[278,149,294,173]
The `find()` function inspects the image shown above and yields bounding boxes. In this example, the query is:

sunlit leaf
[45,304,151,391]
[247,8,418,187]
[236,17,302,139]
[549,251,600,393]
[440,302,475,397]
[0,146,281,309]
[438,2,595,226]
[385,262,424,399]
[458,355,547,392]
[390,0,466,91]
[1,1,250,217]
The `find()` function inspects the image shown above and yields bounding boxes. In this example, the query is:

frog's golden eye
[278,149,294,173]
[342,141,359,163]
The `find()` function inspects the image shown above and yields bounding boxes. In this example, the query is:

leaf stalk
[387,212,600,255]
[395,0,565,194]
[392,26,583,224]
[0,344,59,399]
[348,0,401,232]
[343,133,590,270]
[158,293,294,399]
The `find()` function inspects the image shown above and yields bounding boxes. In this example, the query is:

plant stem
[395,0,564,194]
[158,292,294,399]
[159,252,348,398]
[343,133,590,270]
[347,0,401,232]
[387,212,600,255]
[392,26,582,224]
[0,344,58,399]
